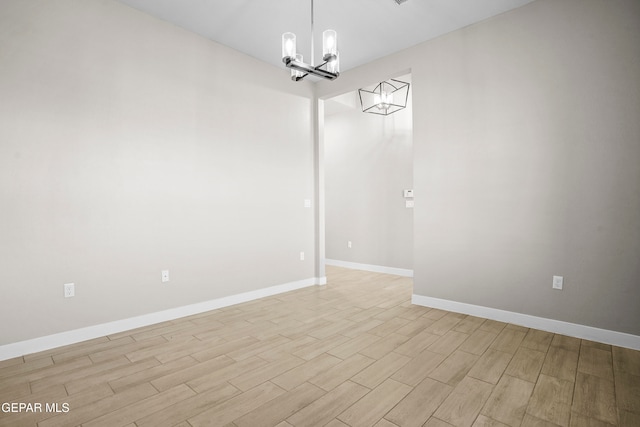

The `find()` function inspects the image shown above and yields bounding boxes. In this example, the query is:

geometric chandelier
[282,0,340,82]
[358,79,410,115]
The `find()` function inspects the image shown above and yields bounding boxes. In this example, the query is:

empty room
[1,0,639,426]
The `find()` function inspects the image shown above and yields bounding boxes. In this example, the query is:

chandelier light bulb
[374,95,384,109]
[327,52,340,74]
[375,91,393,110]
[291,53,305,80]
[322,29,337,61]
[282,32,296,60]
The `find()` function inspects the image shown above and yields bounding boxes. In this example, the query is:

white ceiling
[115,0,535,73]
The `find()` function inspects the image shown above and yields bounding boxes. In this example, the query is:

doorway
[321,74,414,278]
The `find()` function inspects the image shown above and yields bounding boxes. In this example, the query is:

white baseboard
[325,259,413,277]
[0,277,320,361]
[412,294,640,351]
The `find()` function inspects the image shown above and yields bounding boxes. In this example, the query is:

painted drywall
[317,0,640,336]
[324,89,413,270]
[0,0,316,345]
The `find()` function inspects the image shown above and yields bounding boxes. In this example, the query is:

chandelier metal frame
[359,79,410,116]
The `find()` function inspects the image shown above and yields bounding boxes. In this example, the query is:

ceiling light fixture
[282,0,339,81]
[359,79,410,115]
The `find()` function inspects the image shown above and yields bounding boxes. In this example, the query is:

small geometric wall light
[358,79,410,116]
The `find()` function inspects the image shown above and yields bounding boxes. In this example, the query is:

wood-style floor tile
[613,346,640,376]
[271,353,342,391]
[368,317,411,337]
[425,418,457,427]
[472,415,513,427]
[0,266,637,427]
[428,331,470,356]
[385,377,453,427]
[394,329,440,357]
[83,384,195,427]
[135,381,240,427]
[359,333,410,360]
[392,349,447,387]
[504,347,546,383]
[350,351,411,389]
[479,320,507,335]
[467,349,512,385]
[453,316,486,335]
[424,312,465,336]
[472,414,510,426]
[39,383,158,427]
[521,329,553,353]
[151,354,235,391]
[578,345,613,380]
[489,328,527,355]
[618,409,640,427]
[337,378,412,427]
[64,357,161,395]
[293,334,351,361]
[614,371,640,415]
[395,316,436,337]
[541,347,579,382]
[581,340,611,352]
[429,350,479,386]
[308,353,375,391]
[481,375,534,426]
[374,418,401,427]
[550,335,581,353]
[569,412,616,427]
[572,372,617,425]
[326,333,381,359]
[526,373,573,427]
[459,329,498,356]
[521,413,565,426]
[433,376,494,427]
[187,381,285,427]
[287,381,369,427]
[228,355,304,392]
[233,382,325,427]
[186,355,267,393]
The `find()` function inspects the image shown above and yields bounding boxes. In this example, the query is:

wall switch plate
[161,270,170,283]
[552,275,563,290]
[406,200,414,208]
[300,252,305,261]
[403,189,414,198]
[348,241,352,248]
[64,283,75,298]
[304,199,311,208]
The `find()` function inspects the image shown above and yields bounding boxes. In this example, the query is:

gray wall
[324,91,413,270]
[0,0,316,345]
[318,0,640,335]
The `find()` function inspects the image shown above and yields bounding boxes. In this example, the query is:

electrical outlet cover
[64,283,75,298]
[552,275,563,290]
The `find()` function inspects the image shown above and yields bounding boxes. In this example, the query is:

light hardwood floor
[1,266,639,427]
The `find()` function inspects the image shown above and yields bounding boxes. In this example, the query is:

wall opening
[322,74,414,276]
